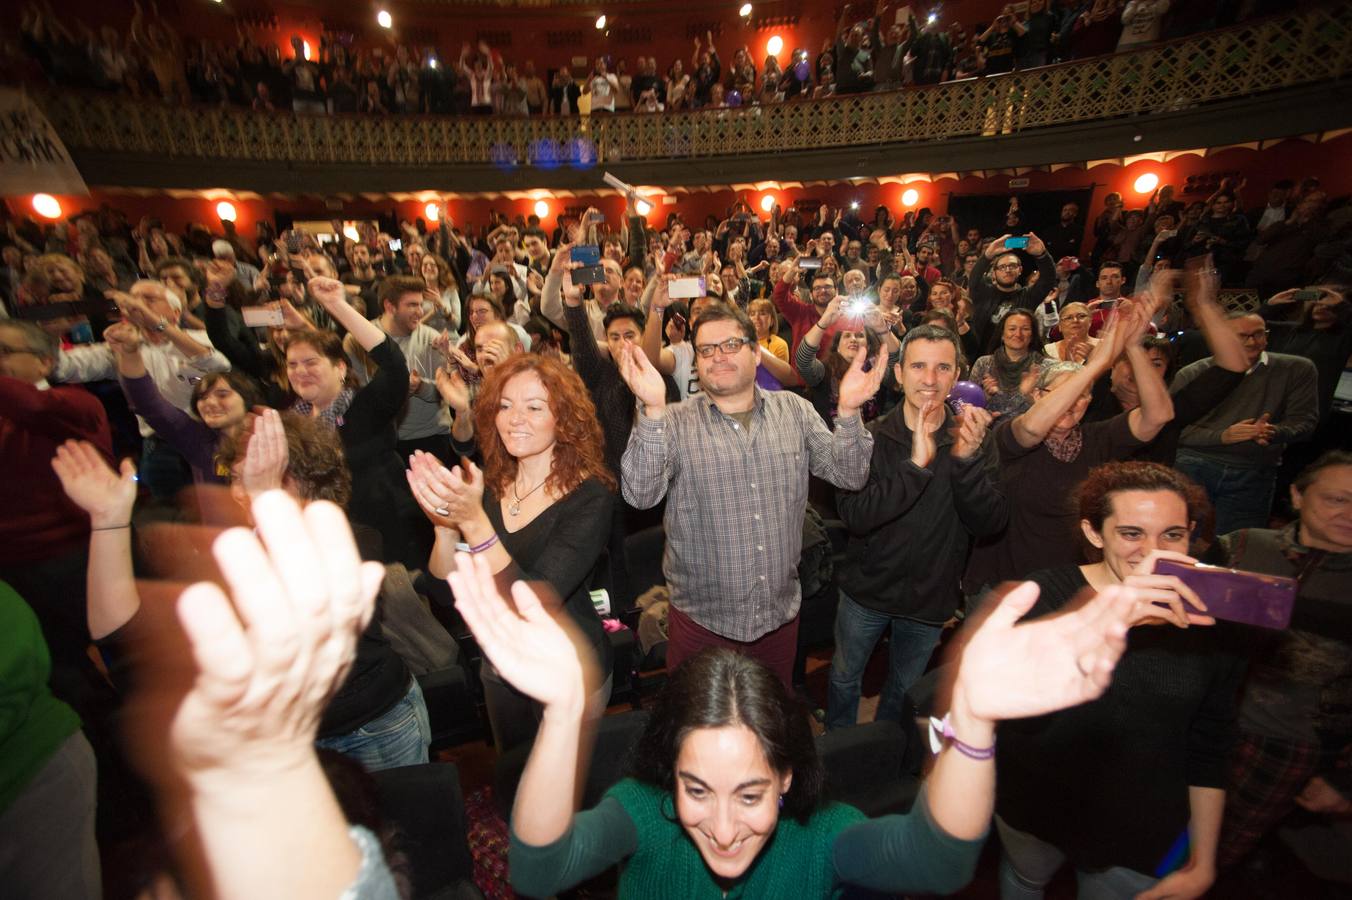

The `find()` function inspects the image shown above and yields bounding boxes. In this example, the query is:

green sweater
[0,580,82,813]
[510,778,985,898]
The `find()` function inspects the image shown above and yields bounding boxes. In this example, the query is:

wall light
[901,188,919,207]
[1133,172,1160,194]
[32,194,62,219]
[534,199,550,218]
[424,202,440,222]
[595,14,607,29]
[215,201,237,222]
[343,224,360,242]
[377,10,393,29]
[759,194,776,213]
[766,35,784,57]
[635,199,653,217]
[739,3,753,16]
[302,40,312,61]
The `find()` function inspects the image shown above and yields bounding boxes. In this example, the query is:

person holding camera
[795,294,897,427]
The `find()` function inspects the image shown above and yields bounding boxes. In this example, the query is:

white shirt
[669,341,703,402]
[53,330,231,437]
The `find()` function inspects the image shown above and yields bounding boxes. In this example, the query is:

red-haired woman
[406,354,616,752]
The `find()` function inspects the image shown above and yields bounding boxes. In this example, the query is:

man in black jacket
[826,325,1008,730]
[968,232,1057,352]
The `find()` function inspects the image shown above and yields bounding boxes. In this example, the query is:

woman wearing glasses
[1043,302,1098,363]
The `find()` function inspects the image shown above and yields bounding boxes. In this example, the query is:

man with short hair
[828,325,1006,729]
[1044,202,1083,260]
[472,320,522,372]
[618,303,884,686]
[1086,260,1130,336]
[1175,312,1319,534]
[771,261,848,362]
[967,233,1056,350]
[212,239,260,291]
[341,242,382,313]
[362,276,460,462]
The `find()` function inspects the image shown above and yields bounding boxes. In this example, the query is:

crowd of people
[9,0,1290,116]
[1,158,1350,899]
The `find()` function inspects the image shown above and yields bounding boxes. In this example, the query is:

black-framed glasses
[694,337,755,358]
[995,263,1022,271]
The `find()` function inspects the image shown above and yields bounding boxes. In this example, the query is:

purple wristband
[928,713,996,760]
[469,532,500,554]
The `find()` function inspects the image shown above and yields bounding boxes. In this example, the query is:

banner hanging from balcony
[0,89,88,197]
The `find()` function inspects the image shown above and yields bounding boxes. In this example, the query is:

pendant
[509,502,521,516]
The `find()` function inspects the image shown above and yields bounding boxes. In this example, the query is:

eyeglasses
[1062,313,1090,321]
[995,263,1022,271]
[1236,330,1268,343]
[0,344,38,358]
[694,337,755,358]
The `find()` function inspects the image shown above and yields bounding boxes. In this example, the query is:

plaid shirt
[622,389,872,641]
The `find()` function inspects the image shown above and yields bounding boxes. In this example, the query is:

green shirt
[0,580,82,813]
[510,778,984,898]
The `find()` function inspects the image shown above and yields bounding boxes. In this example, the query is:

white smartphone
[669,276,706,299]
[242,305,285,328]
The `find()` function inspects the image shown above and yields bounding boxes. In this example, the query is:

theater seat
[371,762,484,899]
[816,720,922,817]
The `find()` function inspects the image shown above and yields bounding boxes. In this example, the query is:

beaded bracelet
[928,713,996,761]
[469,532,500,554]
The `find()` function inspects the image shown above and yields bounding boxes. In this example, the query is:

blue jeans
[1175,450,1277,537]
[826,591,943,731]
[997,816,1158,900]
[316,679,431,772]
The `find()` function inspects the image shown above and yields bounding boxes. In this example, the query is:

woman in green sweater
[447,551,1150,898]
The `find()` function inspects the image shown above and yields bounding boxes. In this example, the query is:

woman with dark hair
[970,307,1046,418]
[995,460,1239,900]
[444,535,1147,899]
[110,313,262,485]
[406,354,615,753]
[288,276,424,567]
[796,295,895,426]
[964,301,1176,599]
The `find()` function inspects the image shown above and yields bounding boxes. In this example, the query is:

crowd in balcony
[3,9,1352,886]
[9,0,1291,116]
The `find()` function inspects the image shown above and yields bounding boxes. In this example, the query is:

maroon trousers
[665,605,800,689]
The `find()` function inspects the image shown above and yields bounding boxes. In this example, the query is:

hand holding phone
[1151,557,1295,629]
[1004,236,1029,250]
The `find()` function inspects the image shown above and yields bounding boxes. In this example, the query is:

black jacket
[835,405,1008,622]
[968,251,1057,352]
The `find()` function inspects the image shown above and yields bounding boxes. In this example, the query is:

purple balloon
[947,380,987,414]
[794,60,810,81]
[726,89,742,108]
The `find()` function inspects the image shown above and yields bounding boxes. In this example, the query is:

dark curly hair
[630,648,824,823]
[189,371,264,423]
[216,410,352,507]
[473,354,616,499]
[1076,461,1212,558]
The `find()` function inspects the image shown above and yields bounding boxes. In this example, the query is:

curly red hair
[473,354,617,498]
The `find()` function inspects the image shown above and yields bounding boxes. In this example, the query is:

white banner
[0,88,88,196]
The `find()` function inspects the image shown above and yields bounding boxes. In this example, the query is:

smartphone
[389,239,403,252]
[1005,236,1029,250]
[669,276,706,299]
[572,245,601,266]
[1293,289,1323,301]
[1153,559,1296,630]
[799,257,823,270]
[285,230,303,253]
[573,264,607,285]
[844,297,874,317]
[242,305,286,328]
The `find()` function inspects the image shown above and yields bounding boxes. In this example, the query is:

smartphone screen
[1005,236,1029,250]
[1292,289,1322,301]
[799,257,823,270]
[1153,559,1296,630]
[242,305,286,328]
[573,264,607,285]
[669,277,706,299]
[572,245,601,266]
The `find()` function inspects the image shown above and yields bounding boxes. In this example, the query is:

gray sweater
[1175,352,1318,468]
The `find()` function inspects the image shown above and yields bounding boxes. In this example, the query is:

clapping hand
[615,342,668,411]
[911,398,944,468]
[240,408,289,499]
[950,406,993,460]
[404,450,483,528]
[435,365,470,413]
[51,440,137,528]
[837,344,888,420]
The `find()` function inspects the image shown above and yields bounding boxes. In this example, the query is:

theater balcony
[26,4,1352,196]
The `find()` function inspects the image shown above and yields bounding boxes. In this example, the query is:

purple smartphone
[1154,559,1296,630]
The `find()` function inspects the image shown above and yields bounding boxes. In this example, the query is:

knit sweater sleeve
[509,795,638,898]
[1185,636,1245,789]
[832,786,986,895]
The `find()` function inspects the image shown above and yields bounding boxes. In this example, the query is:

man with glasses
[1175,312,1318,534]
[618,303,885,686]
[771,260,844,362]
[968,233,1056,352]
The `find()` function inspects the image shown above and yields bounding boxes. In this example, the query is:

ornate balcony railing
[31,4,1351,169]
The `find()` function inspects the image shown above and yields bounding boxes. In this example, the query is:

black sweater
[836,406,1007,622]
[967,251,1057,353]
[996,565,1245,874]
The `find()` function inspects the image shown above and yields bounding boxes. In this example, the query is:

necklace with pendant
[509,475,548,516]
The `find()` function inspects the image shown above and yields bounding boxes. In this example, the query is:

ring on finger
[434,506,451,517]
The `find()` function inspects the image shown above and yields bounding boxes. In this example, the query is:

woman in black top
[289,275,425,568]
[410,353,615,753]
[996,461,1242,900]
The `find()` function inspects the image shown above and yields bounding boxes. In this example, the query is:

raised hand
[448,552,587,710]
[435,365,470,413]
[103,320,143,355]
[51,440,137,528]
[1024,232,1046,256]
[166,491,384,784]
[1124,550,1215,629]
[911,398,943,468]
[240,408,288,499]
[819,294,846,328]
[616,342,668,411]
[305,275,347,311]
[837,344,888,419]
[951,581,1136,724]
